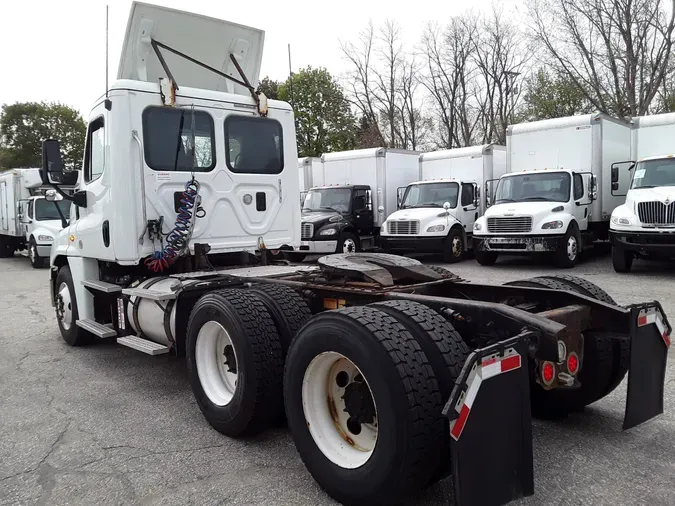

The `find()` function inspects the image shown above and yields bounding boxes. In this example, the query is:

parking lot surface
[1,253,674,506]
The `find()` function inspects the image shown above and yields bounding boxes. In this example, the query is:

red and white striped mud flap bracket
[623,302,671,430]
[442,333,534,506]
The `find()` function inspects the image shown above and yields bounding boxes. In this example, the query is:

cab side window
[461,183,475,207]
[573,174,584,200]
[85,117,105,183]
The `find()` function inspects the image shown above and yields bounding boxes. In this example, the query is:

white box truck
[35,4,671,506]
[295,148,419,258]
[0,168,74,267]
[473,113,631,267]
[610,112,675,271]
[297,156,322,205]
[380,144,507,262]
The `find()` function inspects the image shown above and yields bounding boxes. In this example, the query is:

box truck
[297,156,322,205]
[380,144,507,262]
[610,112,675,271]
[473,113,631,267]
[0,168,74,267]
[37,4,670,506]
[294,148,419,259]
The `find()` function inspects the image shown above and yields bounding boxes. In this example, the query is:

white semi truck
[380,144,507,262]
[40,4,670,506]
[610,112,675,272]
[0,168,74,267]
[295,148,419,258]
[473,113,631,267]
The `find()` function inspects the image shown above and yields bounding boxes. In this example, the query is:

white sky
[0,0,521,119]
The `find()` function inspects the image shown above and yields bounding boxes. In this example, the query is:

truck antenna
[104,5,111,110]
[288,44,294,108]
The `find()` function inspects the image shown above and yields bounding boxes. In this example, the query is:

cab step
[122,287,176,301]
[76,319,118,338]
[117,336,170,355]
[82,280,123,293]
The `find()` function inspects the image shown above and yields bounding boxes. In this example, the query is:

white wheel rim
[302,352,378,469]
[452,236,462,256]
[567,236,578,260]
[57,282,72,330]
[29,245,36,262]
[195,321,239,406]
[342,239,356,253]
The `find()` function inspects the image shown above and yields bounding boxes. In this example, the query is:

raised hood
[118,2,265,95]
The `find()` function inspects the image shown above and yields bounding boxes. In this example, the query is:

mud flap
[442,334,534,506]
[623,302,671,430]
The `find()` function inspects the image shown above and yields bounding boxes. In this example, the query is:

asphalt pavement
[1,252,674,506]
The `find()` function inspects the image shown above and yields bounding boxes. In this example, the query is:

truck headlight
[474,222,482,231]
[319,228,337,236]
[38,235,53,242]
[426,225,445,233]
[542,220,563,230]
[611,216,631,225]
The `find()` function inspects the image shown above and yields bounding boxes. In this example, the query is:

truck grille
[301,223,314,240]
[637,201,675,226]
[387,220,420,235]
[487,217,533,233]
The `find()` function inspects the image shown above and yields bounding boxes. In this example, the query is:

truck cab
[473,168,597,267]
[381,179,479,262]
[18,196,72,267]
[297,184,373,258]
[610,155,675,271]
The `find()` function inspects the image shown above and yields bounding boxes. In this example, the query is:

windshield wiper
[495,198,515,203]
[520,197,550,201]
[635,185,658,189]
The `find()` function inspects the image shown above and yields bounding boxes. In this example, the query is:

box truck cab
[296,148,418,259]
[473,113,631,267]
[0,168,74,267]
[381,145,506,262]
[610,112,675,271]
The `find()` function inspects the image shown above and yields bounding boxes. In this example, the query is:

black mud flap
[623,302,671,430]
[442,334,534,506]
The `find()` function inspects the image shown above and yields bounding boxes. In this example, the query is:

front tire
[55,265,91,346]
[554,225,580,268]
[612,246,633,273]
[337,232,360,254]
[474,250,498,266]
[29,238,46,269]
[443,228,464,263]
[186,289,285,437]
[284,306,444,505]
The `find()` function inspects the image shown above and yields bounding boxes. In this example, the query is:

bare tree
[341,21,430,150]
[528,0,675,117]
[473,7,530,144]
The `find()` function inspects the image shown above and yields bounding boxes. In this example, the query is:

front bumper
[37,244,52,257]
[473,234,564,253]
[611,229,675,255]
[380,235,445,253]
[297,239,337,254]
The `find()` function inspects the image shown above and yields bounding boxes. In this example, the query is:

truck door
[352,187,373,235]
[572,173,589,231]
[0,181,7,231]
[460,182,479,233]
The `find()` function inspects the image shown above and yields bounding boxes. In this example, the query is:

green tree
[0,102,86,170]
[257,76,281,100]
[278,67,357,157]
[521,69,590,121]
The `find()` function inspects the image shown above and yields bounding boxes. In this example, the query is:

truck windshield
[495,172,570,203]
[35,199,71,221]
[401,182,459,209]
[303,188,352,213]
[631,158,675,189]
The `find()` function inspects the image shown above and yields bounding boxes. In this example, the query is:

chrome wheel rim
[452,236,462,257]
[302,352,378,469]
[56,282,72,330]
[195,321,238,406]
[342,238,357,254]
[29,244,36,263]
[567,236,578,261]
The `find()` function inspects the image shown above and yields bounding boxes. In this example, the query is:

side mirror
[473,187,480,208]
[41,139,64,184]
[611,166,619,184]
[612,181,619,191]
[443,202,451,210]
[590,175,598,201]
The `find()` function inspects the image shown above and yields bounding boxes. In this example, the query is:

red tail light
[541,361,555,386]
[567,352,579,375]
